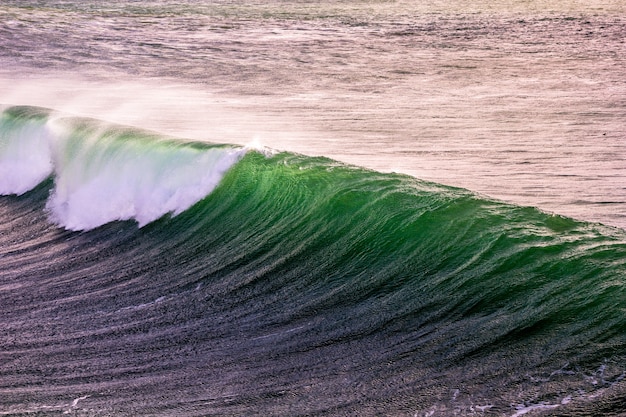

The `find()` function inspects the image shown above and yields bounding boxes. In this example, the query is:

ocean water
[1,1,625,416]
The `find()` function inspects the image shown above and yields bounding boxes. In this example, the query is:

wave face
[1,106,625,416]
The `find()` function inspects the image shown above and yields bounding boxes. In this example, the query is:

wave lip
[0,105,246,231]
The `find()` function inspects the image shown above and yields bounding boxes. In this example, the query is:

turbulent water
[1,1,625,416]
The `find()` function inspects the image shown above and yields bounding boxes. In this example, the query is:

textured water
[1,1,625,416]
[1,0,625,228]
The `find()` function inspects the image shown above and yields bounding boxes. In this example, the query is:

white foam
[0,116,54,195]
[245,135,278,157]
[510,402,560,416]
[45,120,246,230]
[1,107,246,230]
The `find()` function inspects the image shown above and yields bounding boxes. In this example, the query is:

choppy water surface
[1,0,625,228]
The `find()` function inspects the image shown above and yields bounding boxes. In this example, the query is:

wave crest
[0,106,54,195]
[1,106,246,231]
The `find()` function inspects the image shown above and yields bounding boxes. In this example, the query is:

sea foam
[0,108,54,195]
[0,106,246,231]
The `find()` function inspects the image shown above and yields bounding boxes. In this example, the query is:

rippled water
[1,0,625,228]
[1,2,626,416]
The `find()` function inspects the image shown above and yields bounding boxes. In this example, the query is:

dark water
[1,107,625,415]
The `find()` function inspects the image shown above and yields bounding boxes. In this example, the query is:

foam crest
[0,106,246,231]
[45,119,246,231]
[0,107,54,195]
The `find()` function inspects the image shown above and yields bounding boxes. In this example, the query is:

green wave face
[148,149,626,411]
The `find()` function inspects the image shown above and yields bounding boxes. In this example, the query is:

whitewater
[0,106,245,230]
[1,1,625,416]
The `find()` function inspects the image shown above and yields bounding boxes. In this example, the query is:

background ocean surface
[1,1,625,416]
